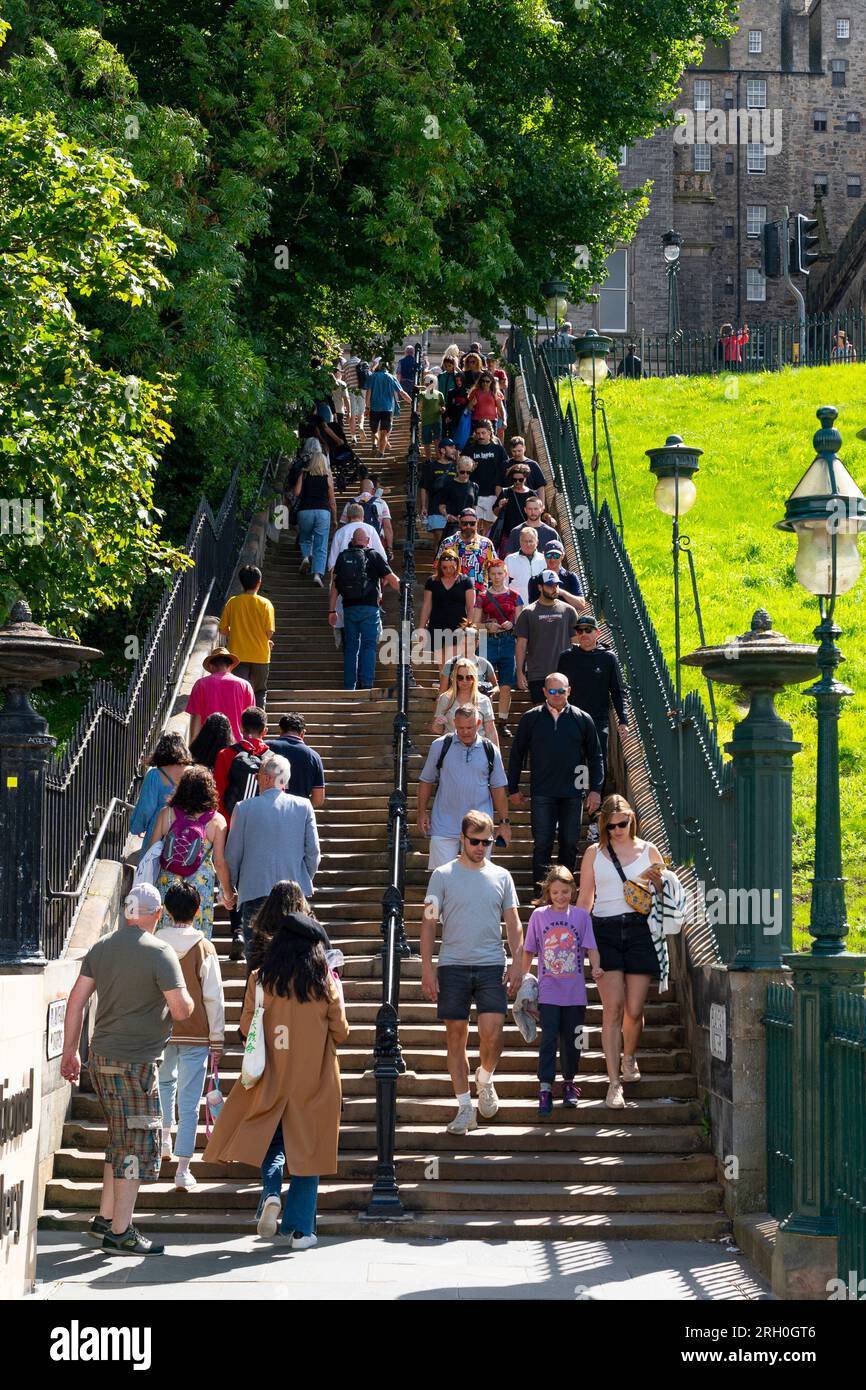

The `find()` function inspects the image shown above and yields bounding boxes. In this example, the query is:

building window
[832,59,847,86]
[724,219,735,239]
[747,268,766,302]
[848,175,862,197]
[618,146,628,167]
[725,275,735,296]
[694,143,711,173]
[746,79,767,110]
[598,249,627,334]
[814,174,829,197]
[846,112,860,133]
[747,143,767,174]
[724,88,734,109]
[694,79,712,112]
[814,110,828,131]
[725,153,735,174]
[747,205,767,237]
[836,18,850,40]
[748,30,763,54]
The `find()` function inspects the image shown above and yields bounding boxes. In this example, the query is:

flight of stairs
[41,396,727,1242]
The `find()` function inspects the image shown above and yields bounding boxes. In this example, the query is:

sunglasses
[546,687,567,696]
[456,471,472,478]
[457,675,474,682]
[466,836,494,847]
[607,819,630,830]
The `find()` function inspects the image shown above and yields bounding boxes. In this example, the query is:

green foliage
[566,365,866,951]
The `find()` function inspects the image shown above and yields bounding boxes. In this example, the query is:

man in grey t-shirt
[417,706,511,869]
[421,811,523,1135]
[514,573,577,704]
[61,883,193,1257]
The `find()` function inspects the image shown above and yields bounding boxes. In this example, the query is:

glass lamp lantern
[775,406,866,597]
[540,278,570,324]
[662,228,684,264]
[646,434,702,516]
[573,328,612,385]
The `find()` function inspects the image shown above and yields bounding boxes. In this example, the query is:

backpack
[357,360,371,390]
[435,734,496,784]
[334,546,371,602]
[223,742,265,819]
[160,809,210,878]
[361,498,382,534]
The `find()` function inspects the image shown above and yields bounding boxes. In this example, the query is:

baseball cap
[459,507,477,518]
[438,437,456,449]
[124,883,163,919]
[544,541,565,557]
[576,612,599,629]
[541,569,561,585]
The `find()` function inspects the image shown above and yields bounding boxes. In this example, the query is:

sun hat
[203,646,239,673]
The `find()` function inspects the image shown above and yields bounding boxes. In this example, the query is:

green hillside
[561,365,866,952]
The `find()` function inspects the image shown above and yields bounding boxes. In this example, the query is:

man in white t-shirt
[421,810,523,1135]
[505,526,546,604]
[327,504,387,572]
[339,483,393,554]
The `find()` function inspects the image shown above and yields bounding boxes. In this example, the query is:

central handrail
[365,342,422,1219]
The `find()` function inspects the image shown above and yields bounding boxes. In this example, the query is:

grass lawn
[560,365,866,953]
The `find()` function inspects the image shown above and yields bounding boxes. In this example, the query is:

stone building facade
[580,0,866,340]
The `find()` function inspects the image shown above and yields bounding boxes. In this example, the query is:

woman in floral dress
[149,766,234,939]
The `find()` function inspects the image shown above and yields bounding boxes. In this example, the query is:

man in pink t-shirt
[186,648,255,743]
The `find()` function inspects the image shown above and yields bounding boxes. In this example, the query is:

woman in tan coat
[204,908,349,1248]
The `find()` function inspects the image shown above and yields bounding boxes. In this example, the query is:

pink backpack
[160,808,211,877]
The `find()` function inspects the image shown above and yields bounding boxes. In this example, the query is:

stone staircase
[41,399,727,1242]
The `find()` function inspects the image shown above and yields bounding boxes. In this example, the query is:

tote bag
[453,407,472,450]
[240,982,266,1089]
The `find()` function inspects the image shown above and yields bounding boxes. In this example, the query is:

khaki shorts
[89,1055,163,1182]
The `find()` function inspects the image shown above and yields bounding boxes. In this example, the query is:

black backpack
[357,361,371,389]
[334,546,371,602]
[224,742,265,819]
[361,498,382,534]
[435,734,496,783]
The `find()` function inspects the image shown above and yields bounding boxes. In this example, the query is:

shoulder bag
[240,982,266,1089]
[606,843,652,916]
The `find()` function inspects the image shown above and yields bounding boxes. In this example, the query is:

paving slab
[33,1233,773,1300]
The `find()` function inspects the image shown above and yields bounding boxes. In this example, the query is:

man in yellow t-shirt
[218,565,276,707]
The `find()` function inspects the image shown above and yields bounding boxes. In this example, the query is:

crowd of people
[59,336,678,1258]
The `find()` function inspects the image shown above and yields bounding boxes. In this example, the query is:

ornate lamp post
[0,600,101,968]
[540,278,570,376]
[773,406,866,1284]
[573,329,613,513]
[662,228,684,343]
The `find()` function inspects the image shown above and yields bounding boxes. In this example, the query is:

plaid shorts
[89,1055,163,1182]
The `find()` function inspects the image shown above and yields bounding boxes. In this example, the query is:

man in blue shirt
[266,713,326,809]
[366,361,411,458]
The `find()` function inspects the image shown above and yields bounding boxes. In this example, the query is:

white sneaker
[174,1167,197,1191]
[161,1134,173,1160]
[312,573,323,587]
[257,1195,281,1238]
[446,1103,478,1135]
[299,556,311,575]
[605,1082,626,1109]
[475,1068,500,1120]
[291,1233,318,1250]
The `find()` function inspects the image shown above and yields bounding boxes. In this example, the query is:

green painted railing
[764,982,795,1222]
[831,989,866,1284]
[511,328,735,957]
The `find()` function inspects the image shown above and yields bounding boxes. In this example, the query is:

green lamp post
[574,329,613,513]
[540,278,571,378]
[774,405,866,1261]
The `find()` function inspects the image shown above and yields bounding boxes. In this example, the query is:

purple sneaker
[538,1087,553,1118]
[562,1082,581,1108]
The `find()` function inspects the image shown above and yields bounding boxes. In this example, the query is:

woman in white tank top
[578,794,664,1109]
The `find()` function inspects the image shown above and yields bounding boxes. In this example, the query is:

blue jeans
[159,1043,209,1158]
[485,632,517,688]
[259,1123,320,1236]
[297,508,331,576]
[342,604,381,689]
[530,795,584,889]
[241,895,267,966]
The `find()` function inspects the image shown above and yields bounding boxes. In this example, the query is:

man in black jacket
[558,612,628,785]
[507,673,603,891]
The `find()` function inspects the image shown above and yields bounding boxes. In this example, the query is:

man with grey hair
[327,503,387,570]
[225,753,321,962]
[60,883,194,1256]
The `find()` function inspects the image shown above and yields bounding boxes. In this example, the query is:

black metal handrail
[365,343,422,1219]
[42,457,279,959]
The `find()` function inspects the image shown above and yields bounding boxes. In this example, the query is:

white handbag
[240,983,266,1089]
[132,839,163,889]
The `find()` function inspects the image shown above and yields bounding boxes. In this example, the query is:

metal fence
[764,981,795,1222]
[540,307,865,382]
[42,461,277,960]
[511,328,735,957]
[366,344,422,1219]
[831,988,866,1284]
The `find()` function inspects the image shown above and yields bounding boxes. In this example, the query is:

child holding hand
[522,865,603,1117]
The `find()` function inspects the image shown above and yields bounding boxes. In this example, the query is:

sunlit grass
[561,365,866,953]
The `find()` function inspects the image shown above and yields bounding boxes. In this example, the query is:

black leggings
[538,1003,586,1083]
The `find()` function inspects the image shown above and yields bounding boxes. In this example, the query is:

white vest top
[592,842,653,917]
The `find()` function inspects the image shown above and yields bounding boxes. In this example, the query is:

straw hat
[203,646,240,672]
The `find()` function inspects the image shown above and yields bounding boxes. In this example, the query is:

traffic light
[762,220,783,278]
[791,214,820,276]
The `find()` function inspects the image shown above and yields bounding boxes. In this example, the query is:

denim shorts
[485,632,516,687]
[592,913,660,976]
[422,422,442,445]
[437,964,508,1020]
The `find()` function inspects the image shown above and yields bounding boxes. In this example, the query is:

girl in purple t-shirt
[522,866,602,1117]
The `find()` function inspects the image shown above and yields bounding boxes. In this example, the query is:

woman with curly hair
[129,731,193,848]
[150,765,234,939]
